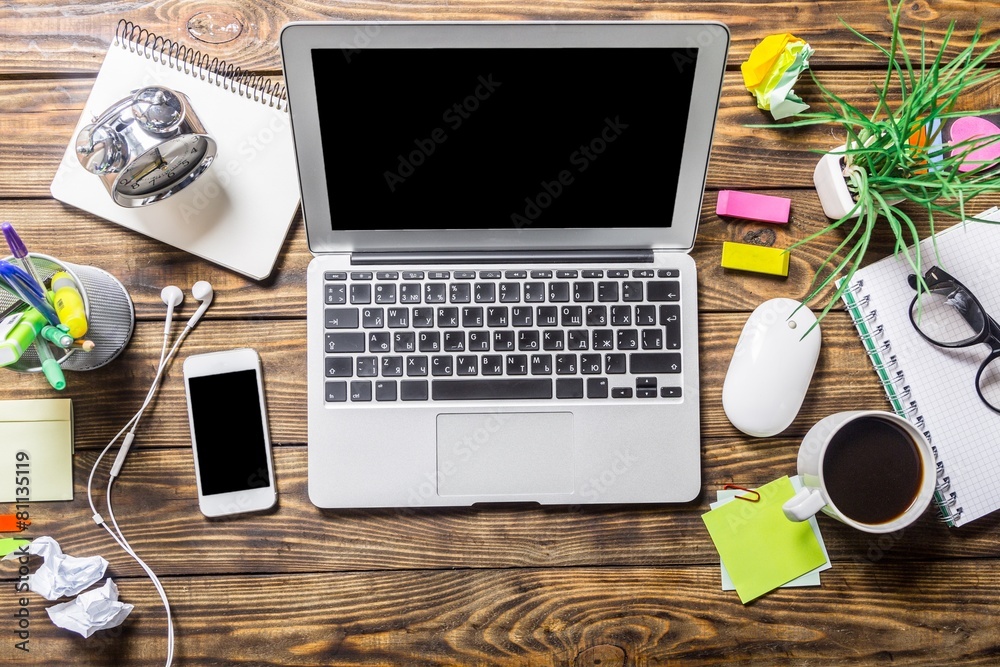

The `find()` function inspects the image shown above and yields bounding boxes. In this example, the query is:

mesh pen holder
[0,253,134,372]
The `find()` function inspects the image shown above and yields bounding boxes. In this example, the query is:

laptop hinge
[350,249,655,265]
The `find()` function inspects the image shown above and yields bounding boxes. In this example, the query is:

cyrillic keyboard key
[630,353,682,374]
[432,379,552,400]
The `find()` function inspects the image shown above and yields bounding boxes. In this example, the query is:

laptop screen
[311,47,697,231]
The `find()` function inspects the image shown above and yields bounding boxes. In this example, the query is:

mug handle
[783,488,826,522]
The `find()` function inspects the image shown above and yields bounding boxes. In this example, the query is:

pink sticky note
[716,190,790,224]
[949,116,1000,173]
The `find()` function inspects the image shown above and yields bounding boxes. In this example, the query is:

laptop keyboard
[321,268,685,403]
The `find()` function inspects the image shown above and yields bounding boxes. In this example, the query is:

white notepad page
[845,208,1000,526]
[51,40,299,280]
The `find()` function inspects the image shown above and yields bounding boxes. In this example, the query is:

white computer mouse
[722,297,821,437]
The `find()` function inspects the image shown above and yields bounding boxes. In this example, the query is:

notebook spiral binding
[845,279,962,525]
[115,20,288,111]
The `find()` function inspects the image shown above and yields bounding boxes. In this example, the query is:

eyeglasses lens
[912,283,986,345]
[979,357,1000,412]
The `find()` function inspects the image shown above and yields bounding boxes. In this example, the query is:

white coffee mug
[783,410,937,534]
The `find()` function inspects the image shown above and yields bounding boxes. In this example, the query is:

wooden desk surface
[2,2,1000,665]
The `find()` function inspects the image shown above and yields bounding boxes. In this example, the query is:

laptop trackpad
[436,412,574,497]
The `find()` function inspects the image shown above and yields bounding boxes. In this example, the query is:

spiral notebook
[50,21,299,280]
[840,207,1000,527]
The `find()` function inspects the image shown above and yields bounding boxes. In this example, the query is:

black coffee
[822,416,923,525]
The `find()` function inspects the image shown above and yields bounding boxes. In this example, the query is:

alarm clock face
[114,134,216,203]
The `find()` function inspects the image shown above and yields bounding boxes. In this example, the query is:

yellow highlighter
[50,271,88,339]
[721,241,790,277]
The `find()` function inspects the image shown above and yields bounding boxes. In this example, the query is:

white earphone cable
[87,317,195,667]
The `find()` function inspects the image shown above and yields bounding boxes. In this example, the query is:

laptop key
[325,307,359,329]
[351,381,372,401]
[401,380,429,401]
[661,305,681,349]
[357,357,378,377]
[432,378,552,400]
[630,353,682,374]
[350,284,371,304]
[326,357,353,377]
[325,381,348,402]
[375,380,397,401]
[647,281,679,302]
[587,377,609,398]
[325,284,347,304]
[326,332,365,353]
[556,378,584,398]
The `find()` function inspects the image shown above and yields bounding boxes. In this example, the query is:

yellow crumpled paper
[741,33,814,120]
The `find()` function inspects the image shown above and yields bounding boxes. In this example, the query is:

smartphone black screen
[187,369,270,496]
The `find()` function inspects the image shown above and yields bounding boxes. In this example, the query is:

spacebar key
[432,379,552,400]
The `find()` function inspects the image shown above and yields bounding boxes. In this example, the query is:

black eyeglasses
[908,266,1000,414]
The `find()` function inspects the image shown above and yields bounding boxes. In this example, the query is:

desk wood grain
[2,1,1000,665]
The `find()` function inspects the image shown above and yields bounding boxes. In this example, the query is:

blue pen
[1,223,47,297]
[0,261,59,325]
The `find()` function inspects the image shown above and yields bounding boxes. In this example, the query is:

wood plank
[4,191,999,325]
[4,562,1000,665]
[11,442,998,580]
[1,1,999,74]
[6,73,1000,196]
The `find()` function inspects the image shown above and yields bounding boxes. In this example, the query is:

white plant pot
[813,145,860,219]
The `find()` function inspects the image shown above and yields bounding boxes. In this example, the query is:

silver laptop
[280,21,729,508]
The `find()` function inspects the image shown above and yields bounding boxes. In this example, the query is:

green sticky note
[702,476,827,604]
[0,538,30,559]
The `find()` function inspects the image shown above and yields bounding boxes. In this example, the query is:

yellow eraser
[721,242,789,277]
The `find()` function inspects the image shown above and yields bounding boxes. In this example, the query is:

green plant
[765,1,1000,321]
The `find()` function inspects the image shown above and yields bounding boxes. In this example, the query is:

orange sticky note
[0,515,28,532]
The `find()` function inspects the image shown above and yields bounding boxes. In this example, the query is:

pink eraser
[716,190,790,224]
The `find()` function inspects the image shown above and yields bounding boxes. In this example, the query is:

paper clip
[723,484,760,502]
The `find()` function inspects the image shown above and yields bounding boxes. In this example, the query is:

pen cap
[0,254,134,373]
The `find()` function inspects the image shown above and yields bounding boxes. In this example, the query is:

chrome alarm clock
[75,86,217,207]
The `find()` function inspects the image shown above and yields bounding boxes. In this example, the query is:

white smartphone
[183,348,277,517]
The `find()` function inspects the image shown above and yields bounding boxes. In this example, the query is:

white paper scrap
[2,536,108,600]
[45,579,134,638]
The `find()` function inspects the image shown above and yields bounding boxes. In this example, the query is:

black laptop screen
[311,47,697,230]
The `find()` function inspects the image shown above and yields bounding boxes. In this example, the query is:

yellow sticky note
[702,476,827,604]
[721,241,790,277]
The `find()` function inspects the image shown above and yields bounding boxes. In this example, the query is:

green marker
[0,308,46,367]
[40,323,74,349]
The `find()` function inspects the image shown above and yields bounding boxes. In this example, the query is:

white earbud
[160,285,184,336]
[186,281,214,329]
